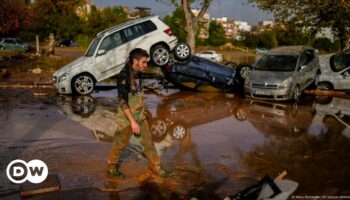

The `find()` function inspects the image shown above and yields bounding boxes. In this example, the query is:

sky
[92,0,273,25]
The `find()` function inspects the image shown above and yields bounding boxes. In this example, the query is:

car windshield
[85,37,102,57]
[330,50,350,72]
[255,55,298,71]
[16,39,24,44]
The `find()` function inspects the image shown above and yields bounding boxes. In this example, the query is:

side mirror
[97,49,106,56]
[300,65,307,72]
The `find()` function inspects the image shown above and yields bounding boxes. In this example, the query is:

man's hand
[131,120,140,135]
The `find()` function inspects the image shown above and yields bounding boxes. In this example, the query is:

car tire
[150,118,167,142]
[225,62,238,69]
[71,73,95,95]
[317,82,333,90]
[173,43,191,61]
[171,124,187,140]
[292,85,301,101]
[150,45,170,67]
[71,95,95,118]
[238,64,252,80]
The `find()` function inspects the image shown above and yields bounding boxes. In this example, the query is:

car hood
[249,70,294,83]
[53,56,90,76]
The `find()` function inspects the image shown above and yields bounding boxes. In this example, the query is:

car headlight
[58,73,69,82]
[278,77,292,88]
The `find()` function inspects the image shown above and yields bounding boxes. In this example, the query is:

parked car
[0,38,33,52]
[255,47,269,54]
[55,38,79,47]
[317,49,350,90]
[53,16,190,95]
[245,46,320,101]
[163,55,242,92]
[195,50,223,62]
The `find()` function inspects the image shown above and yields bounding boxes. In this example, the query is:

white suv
[53,16,185,95]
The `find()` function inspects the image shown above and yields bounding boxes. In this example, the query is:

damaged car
[53,16,189,95]
[245,46,320,101]
[318,49,350,90]
[162,55,243,92]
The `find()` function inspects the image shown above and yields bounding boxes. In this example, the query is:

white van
[53,16,181,95]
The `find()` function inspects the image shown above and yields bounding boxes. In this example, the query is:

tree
[163,7,186,43]
[249,0,350,50]
[30,0,84,39]
[0,0,33,36]
[207,21,226,46]
[158,0,212,52]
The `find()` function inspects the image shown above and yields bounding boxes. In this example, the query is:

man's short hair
[129,48,149,61]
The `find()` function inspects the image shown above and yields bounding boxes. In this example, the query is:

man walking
[107,48,170,178]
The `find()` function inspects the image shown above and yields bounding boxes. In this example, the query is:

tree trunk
[185,18,197,53]
[181,0,211,53]
[338,30,350,50]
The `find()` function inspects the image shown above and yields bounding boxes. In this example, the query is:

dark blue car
[162,56,243,92]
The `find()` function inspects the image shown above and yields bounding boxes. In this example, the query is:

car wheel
[233,108,247,121]
[71,95,95,117]
[292,85,301,101]
[225,62,238,69]
[238,65,252,80]
[173,43,191,61]
[71,74,95,95]
[317,82,333,90]
[151,45,170,67]
[0,46,4,51]
[59,44,64,48]
[150,118,167,141]
[172,125,187,140]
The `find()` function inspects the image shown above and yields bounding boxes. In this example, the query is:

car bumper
[53,76,72,94]
[248,87,292,101]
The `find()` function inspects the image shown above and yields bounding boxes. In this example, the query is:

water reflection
[238,96,350,196]
[237,96,316,138]
[56,91,243,199]
[56,92,350,196]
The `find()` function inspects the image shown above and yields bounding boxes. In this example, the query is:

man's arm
[117,70,140,134]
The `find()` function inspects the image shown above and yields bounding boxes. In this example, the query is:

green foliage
[0,0,33,37]
[207,21,226,46]
[313,37,340,52]
[249,0,350,49]
[75,34,93,48]
[257,30,277,49]
[163,7,186,43]
[30,0,84,39]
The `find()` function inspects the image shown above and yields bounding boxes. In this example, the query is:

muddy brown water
[1,88,350,199]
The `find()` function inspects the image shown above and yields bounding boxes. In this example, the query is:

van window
[123,24,145,41]
[141,20,157,33]
[99,31,124,52]
[256,55,298,71]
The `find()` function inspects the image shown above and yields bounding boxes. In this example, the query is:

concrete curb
[0,83,54,89]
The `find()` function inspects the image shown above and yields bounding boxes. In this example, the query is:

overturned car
[162,55,244,92]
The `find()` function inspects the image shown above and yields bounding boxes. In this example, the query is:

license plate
[255,90,270,95]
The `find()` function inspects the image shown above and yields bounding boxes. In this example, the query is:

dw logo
[6,159,48,184]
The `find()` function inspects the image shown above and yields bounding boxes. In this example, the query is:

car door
[94,31,127,81]
[333,68,350,90]
[122,23,148,54]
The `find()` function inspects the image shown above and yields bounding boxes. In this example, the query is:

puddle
[1,88,350,198]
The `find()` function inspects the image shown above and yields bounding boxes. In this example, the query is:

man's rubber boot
[107,168,125,178]
[151,165,173,179]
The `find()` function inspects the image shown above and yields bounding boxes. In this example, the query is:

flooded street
[1,88,350,199]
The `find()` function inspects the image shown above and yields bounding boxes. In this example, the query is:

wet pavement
[1,87,350,199]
